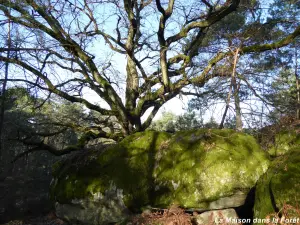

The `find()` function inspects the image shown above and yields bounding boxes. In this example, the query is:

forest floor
[1,212,67,225]
[119,206,194,225]
[1,207,195,225]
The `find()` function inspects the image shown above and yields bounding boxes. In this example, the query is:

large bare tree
[0,0,300,154]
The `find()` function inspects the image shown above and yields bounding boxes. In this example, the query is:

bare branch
[0,56,114,116]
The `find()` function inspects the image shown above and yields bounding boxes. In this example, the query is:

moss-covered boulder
[51,129,270,225]
[254,147,300,224]
[268,130,300,156]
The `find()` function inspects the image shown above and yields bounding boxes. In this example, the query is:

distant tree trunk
[219,47,240,130]
[232,76,243,131]
[296,77,300,120]
[219,85,233,129]
[0,17,11,162]
[295,46,300,120]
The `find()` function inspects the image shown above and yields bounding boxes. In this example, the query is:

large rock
[51,129,270,225]
[254,147,300,224]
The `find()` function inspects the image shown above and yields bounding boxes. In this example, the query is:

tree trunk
[0,16,11,179]
[125,57,139,111]
[219,47,241,130]
[296,78,300,120]
[0,17,11,162]
[295,46,300,120]
[232,76,243,131]
[219,86,232,129]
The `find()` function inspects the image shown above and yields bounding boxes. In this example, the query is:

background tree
[0,8,11,162]
[183,0,300,130]
[264,66,300,121]
[149,110,202,132]
[0,87,80,177]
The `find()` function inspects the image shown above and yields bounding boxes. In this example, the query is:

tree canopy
[0,0,299,156]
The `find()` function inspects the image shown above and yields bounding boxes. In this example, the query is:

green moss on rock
[268,130,300,156]
[254,147,300,224]
[152,129,270,208]
[50,129,270,222]
[50,130,172,211]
